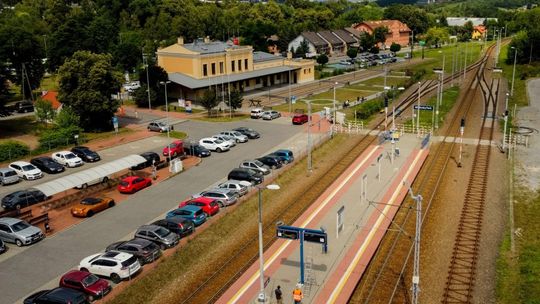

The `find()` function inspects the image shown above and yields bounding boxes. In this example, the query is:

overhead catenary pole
[511,46,517,96]
[159,80,172,163]
[405,183,423,304]
[307,101,312,174]
[458,118,465,167]
[143,49,152,111]
[417,82,421,137]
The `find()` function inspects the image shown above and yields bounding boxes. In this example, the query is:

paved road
[1,117,302,304]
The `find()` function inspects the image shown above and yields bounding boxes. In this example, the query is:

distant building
[157,37,315,102]
[352,20,411,48]
[472,25,487,40]
[287,29,362,58]
[288,32,330,58]
[40,91,62,112]
[446,17,498,27]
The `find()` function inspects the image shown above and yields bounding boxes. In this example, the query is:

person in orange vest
[292,284,303,304]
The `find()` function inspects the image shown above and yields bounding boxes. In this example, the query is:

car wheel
[110,273,122,284]
[108,201,115,208]
[88,294,95,302]
[15,239,23,247]
[160,243,167,250]
[159,129,163,133]
[80,268,89,272]
[87,210,94,217]
[271,165,277,170]
[146,181,152,187]
[217,201,224,208]
[23,175,28,180]
[15,204,21,211]
[216,148,222,153]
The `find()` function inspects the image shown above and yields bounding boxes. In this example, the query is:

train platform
[216,133,429,304]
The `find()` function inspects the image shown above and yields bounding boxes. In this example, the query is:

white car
[212,135,236,147]
[8,161,43,180]
[199,138,230,153]
[52,151,84,168]
[79,251,141,283]
[250,108,263,119]
[219,131,248,143]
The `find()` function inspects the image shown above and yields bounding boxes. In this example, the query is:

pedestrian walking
[292,285,303,304]
[274,285,283,304]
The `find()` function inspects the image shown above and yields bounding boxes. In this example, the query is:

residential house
[287,32,330,58]
[353,20,411,48]
[40,91,62,112]
[333,29,360,50]
[157,37,315,102]
[472,25,487,40]
[318,30,345,55]
[446,17,497,27]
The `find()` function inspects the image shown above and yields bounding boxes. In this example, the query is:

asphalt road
[0,117,302,304]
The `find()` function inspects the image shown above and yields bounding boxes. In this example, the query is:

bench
[29,213,49,226]
[17,209,33,221]
[249,99,262,107]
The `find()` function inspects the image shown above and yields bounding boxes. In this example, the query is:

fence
[0,137,88,164]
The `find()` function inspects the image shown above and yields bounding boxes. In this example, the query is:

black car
[30,157,65,174]
[71,146,101,162]
[227,168,263,185]
[257,155,283,169]
[233,127,260,139]
[184,144,211,157]
[106,238,162,265]
[14,101,34,113]
[0,239,6,254]
[131,152,161,170]
[152,217,195,237]
[24,287,89,304]
[1,189,48,210]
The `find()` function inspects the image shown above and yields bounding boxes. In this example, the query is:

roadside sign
[112,116,119,132]
[413,105,434,111]
[276,226,299,240]
[337,206,345,238]
[419,40,426,46]
[291,96,297,104]
[303,228,327,244]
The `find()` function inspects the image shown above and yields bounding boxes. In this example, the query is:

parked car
[257,155,283,169]
[0,217,45,247]
[166,205,207,226]
[134,225,180,249]
[179,197,220,216]
[151,217,195,237]
[272,149,294,163]
[15,100,34,113]
[71,146,101,162]
[199,137,230,153]
[123,81,140,93]
[233,127,260,139]
[163,140,184,158]
[52,151,84,168]
[71,197,115,218]
[9,161,43,180]
[117,176,152,194]
[0,239,6,254]
[339,60,353,65]
[1,189,48,210]
[212,134,236,147]
[75,175,110,189]
[147,121,173,132]
[261,110,281,120]
[183,143,211,157]
[227,168,263,185]
[24,287,89,304]
[78,251,141,283]
[0,167,20,186]
[130,152,161,170]
[59,270,111,302]
[30,156,65,174]
[292,113,309,125]
[250,108,264,119]
[217,180,250,197]
[240,160,271,175]
[219,131,248,143]
[106,238,162,265]
[193,188,238,207]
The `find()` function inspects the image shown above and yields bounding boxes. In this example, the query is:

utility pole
[417,82,421,137]
[307,101,312,174]
[458,118,465,167]
[142,49,152,110]
[405,183,423,304]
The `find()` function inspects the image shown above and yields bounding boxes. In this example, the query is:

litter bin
[169,159,183,173]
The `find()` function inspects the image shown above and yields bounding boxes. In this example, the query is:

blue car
[271,149,294,164]
[166,205,207,226]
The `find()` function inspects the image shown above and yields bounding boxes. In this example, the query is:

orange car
[71,197,115,217]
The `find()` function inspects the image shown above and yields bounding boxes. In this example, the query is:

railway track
[348,42,499,304]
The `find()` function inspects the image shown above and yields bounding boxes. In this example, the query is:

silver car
[0,168,20,186]
[194,188,239,207]
[0,217,45,247]
[240,160,271,175]
[212,135,236,147]
[217,180,250,196]
[219,131,248,143]
[147,121,173,133]
[261,110,281,120]
[134,225,180,250]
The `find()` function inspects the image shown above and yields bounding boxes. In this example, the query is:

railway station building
[156,37,315,104]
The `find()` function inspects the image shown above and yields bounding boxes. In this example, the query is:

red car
[163,140,184,158]
[292,114,309,125]
[59,270,111,302]
[117,176,152,194]
[179,197,220,217]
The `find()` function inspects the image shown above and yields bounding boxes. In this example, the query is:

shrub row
[0,141,30,162]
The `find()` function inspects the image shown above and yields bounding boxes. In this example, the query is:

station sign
[413,105,434,111]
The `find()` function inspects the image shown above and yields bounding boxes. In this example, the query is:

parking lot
[0,116,306,304]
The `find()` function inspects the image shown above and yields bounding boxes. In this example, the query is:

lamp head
[266,184,280,190]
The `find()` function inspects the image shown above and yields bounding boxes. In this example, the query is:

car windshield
[143,243,157,252]
[81,274,100,287]
[3,170,16,177]
[157,122,166,127]
[155,227,170,237]
[21,165,35,171]
[254,160,264,167]
[232,132,242,136]
[81,198,100,205]
[119,181,129,186]
[11,221,30,232]
[214,139,223,144]
[65,153,77,159]
[168,143,176,148]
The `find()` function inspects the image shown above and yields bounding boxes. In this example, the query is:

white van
[250,108,263,119]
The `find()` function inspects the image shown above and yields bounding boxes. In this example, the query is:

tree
[34,99,56,123]
[317,54,329,67]
[360,33,375,52]
[132,86,157,108]
[425,27,449,47]
[227,89,243,112]
[295,39,310,58]
[373,26,390,48]
[58,51,123,131]
[55,107,80,129]
[347,48,358,61]
[199,89,218,117]
[390,42,401,53]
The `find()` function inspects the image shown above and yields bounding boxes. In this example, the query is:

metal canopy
[32,154,147,197]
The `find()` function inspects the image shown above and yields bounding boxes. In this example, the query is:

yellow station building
[157,37,315,103]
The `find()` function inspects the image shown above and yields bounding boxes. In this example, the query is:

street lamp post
[143,50,152,111]
[257,184,281,303]
[307,100,312,174]
[417,82,421,137]
[159,81,172,163]
[331,82,338,137]
[511,46,517,96]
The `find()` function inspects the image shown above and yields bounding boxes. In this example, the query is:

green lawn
[401,86,460,130]
[159,130,187,139]
[40,75,59,91]
[0,116,47,138]
[194,113,249,122]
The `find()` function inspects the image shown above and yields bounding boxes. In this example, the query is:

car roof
[122,176,141,182]
[55,150,73,154]
[32,156,54,161]
[10,161,31,166]
[162,216,191,224]
[47,287,85,298]
[124,238,152,247]
[98,250,132,261]
[179,205,201,212]
[62,270,92,281]
[0,217,22,225]
[187,197,214,204]
[0,167,15,173]
[137,224,163,232]
[73,146,90,150]
[204,188,230,194]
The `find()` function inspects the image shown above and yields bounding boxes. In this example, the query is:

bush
[0,141,30,162]
[354,99,384,119]
[38,125,83,151]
